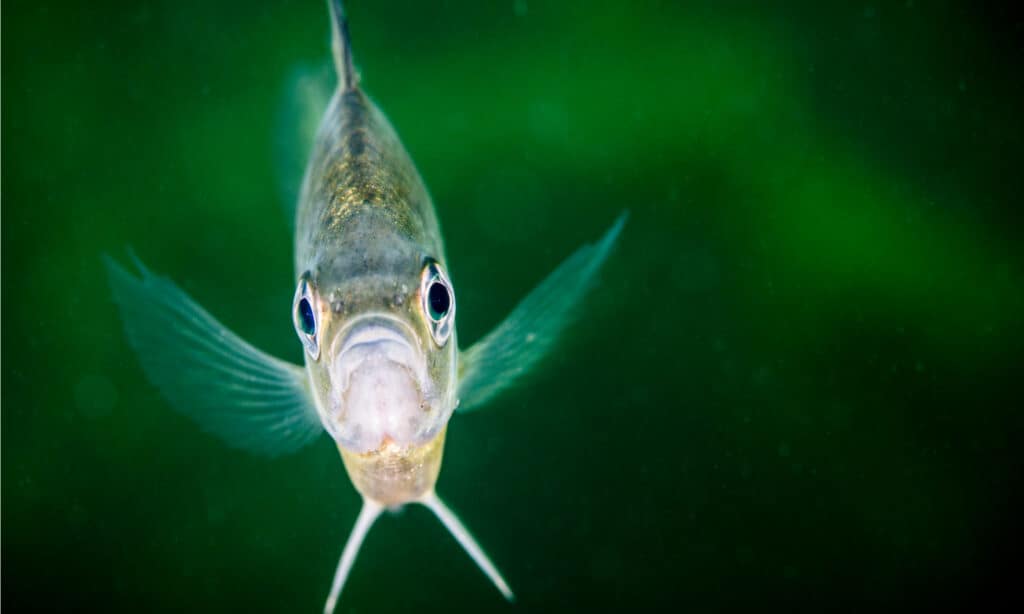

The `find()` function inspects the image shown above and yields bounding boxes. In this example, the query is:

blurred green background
[3,0,1022,611]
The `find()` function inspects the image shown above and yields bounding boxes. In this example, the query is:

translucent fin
[328,0,357,91]
[104,254,323,457]
[420,492,514,601]
[457,212,628,412]
[324,499,383,614]
[274,62,332,226]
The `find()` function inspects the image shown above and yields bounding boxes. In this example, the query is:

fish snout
[325,315,438,452]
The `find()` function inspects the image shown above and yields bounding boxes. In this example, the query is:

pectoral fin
[104,254,323,457]
[457,212,627,412]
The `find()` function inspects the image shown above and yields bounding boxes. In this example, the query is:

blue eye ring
[298,297,316,335]
[293,275,320,360]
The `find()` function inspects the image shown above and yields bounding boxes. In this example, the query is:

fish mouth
[327,314,435,452]
[337,318,418,368]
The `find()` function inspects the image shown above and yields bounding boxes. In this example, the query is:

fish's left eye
[421,260,455,346]
[293,275,320,360]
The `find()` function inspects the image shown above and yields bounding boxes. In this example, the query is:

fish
[105,1,625,611]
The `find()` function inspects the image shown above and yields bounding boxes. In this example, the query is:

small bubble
[513,0,528,17]
[74,374,118,418]
[778,442,791,457]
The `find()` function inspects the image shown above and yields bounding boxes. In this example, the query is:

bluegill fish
[106,1,625,611]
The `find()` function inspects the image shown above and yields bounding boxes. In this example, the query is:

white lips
[339,325,410,356]
[327,318,436,452]
[334,325,421,391]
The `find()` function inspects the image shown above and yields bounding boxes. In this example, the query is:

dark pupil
[428,282,450,320]
[298,298,316,336]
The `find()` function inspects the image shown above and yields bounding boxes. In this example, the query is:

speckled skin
[339,428,447,506]
[295,86,457,503]
[295,88,442,272]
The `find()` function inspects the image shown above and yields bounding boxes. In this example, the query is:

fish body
[106,2,625,611]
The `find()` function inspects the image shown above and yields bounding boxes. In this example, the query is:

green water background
[3,1,1022,611]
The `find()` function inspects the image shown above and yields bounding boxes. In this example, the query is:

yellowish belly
[338,428,447,506]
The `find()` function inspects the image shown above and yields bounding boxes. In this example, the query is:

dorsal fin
[328,0,357,91]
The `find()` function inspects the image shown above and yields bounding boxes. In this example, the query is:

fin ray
[104,254,323,457]
[324,500,383,614]
[420,492,514,601]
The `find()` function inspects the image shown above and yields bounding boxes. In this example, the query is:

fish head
[292,208,457,454]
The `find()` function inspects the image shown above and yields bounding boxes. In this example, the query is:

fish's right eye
[293,276,320,360]
[298,298,316,336]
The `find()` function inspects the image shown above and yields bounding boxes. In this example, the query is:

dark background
[3,1,1022,611]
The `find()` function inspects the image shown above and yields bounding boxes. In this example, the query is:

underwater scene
[3,1,1022,612]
